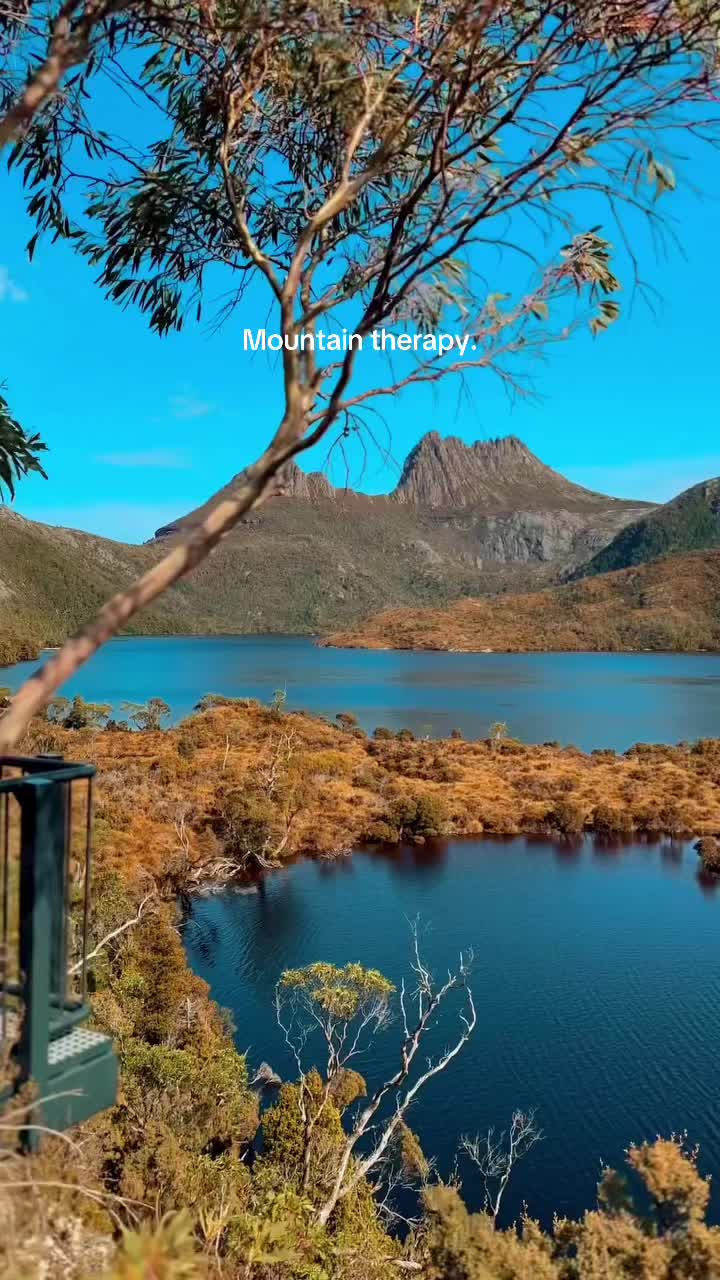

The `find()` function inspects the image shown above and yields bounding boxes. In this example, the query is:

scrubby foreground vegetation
[2,699,720,1275]
[16,694,720,863]
[326,551,720,654]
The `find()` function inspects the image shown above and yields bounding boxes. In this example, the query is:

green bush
[549,799,586,836]
[213,789,277,865]
[387,790,449,841]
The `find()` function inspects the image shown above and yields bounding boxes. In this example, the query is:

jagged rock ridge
[155,432,648,538]
[392,432,621,511]
[144,432,655,634]
[154,460,335,539]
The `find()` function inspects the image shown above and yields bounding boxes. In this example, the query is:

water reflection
[184,834,720,1228]
[551,837,584,862]
[660,840,685,867]
[696,866,720,896]
[362,838,451,877]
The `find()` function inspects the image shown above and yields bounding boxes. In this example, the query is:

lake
[4,634,720,751]
[183,836,720,1227]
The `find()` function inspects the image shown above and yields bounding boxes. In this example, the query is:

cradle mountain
[0,430,681,665]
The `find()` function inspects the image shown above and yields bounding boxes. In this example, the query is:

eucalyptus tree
[0,0,186,149]
[2,0,720,743]
[0,387,47,498]
[276,933,476,1227]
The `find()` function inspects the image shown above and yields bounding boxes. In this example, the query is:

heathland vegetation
[326,551,720,654]
[4,696,720,1277]
[18,696,720,863]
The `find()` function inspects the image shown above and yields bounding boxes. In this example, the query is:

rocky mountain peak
[277,461,335,500]
[154,430,651,543]
[392,431,581,509]
[153,460,336,539]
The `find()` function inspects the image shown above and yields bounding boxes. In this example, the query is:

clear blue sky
[2,143,720,544]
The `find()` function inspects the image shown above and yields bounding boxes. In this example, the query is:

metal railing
[0,755,115,1140]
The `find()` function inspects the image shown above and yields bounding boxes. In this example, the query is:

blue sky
[2,143,720,544]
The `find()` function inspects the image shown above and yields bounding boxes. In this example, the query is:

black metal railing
[0,755,116,1141]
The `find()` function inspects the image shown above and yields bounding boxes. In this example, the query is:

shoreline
[3,630,720,676]
[319,638,720,656]
[185,830,707,898]
[28,701,720,899]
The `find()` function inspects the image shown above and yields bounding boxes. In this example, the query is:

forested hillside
[577,478,720,577]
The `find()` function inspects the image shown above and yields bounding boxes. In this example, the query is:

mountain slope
[0,508,217,665]
[576,477,720,577]
[324,551,720,653]
[0,433,654,665]
[152,434,653,621]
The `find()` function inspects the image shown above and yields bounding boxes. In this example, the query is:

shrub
[387,790,448,841]
[431,763,463,783]
[270,688,287,718]
[335,711,359,731]
[657,803,693,839]
[593,803,634,838]
[353,763,382,790]
[549,799,586,836]
[635,805,664,836]
[363,818,400,844]
[194,692,254,712]
[114,911,200,1044]
[695,836,720,871]
[305,749,355,780]
[213,789,277,866]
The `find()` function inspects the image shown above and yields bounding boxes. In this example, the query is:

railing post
[1,756,117,1144]
[17,778,61,1149]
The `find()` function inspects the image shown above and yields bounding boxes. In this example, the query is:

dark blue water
[183,837,720,1226]
[4,635,720,750]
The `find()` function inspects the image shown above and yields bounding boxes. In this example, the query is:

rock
[392,432,616,511]
[251,1062,282,1089]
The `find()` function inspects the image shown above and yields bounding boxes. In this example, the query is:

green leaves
[0,385,47,500]
[280,961,395,1020]
[557,232,622,336]
[121,696,172,731]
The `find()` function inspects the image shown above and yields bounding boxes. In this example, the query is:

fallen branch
[67,889,157,974]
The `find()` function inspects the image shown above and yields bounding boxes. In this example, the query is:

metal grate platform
[48,1026,110,1067]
